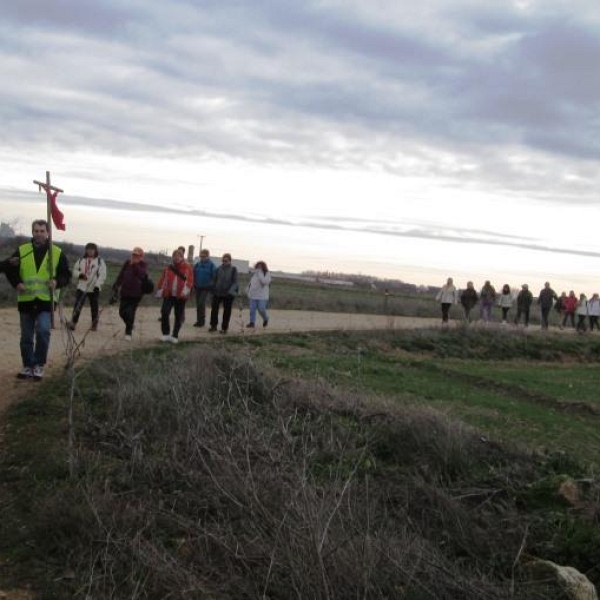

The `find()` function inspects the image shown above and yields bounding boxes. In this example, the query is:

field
[1,323,600,598]
[224,328,600,465]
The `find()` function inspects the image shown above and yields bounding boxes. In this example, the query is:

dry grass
[0,346,569,599]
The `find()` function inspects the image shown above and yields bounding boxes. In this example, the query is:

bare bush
[30,348,552,599]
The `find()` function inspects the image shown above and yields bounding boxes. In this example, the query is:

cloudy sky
[1,0,599,290]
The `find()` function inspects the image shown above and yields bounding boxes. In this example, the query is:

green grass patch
[230,329,600,468]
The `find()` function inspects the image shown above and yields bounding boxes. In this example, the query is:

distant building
[317,278,355,287]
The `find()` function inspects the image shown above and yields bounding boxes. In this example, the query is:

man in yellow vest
[11,219,71,381]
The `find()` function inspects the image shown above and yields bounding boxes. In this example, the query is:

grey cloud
[1,0,133,34]
[1,0,600,205]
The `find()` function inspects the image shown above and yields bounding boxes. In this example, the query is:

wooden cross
[32,171,64,328]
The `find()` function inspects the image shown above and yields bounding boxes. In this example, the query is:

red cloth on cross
[50,191,66,231]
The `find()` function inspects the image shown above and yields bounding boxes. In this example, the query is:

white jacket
[587,298,600,317]
[246,270,272,301]
[576,300,588,316]
[436,285,458,304]
[73,257,107,293]
[498,292,514,308]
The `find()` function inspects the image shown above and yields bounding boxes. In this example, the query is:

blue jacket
[193,259,216,289]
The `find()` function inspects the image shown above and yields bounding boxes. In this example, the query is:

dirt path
[0,305,440,416]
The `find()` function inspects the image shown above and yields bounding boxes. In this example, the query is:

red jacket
[563,295,577,314]
[157,261,194,299]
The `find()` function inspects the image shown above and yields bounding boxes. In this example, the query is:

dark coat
[516,290,533,309]
[460,288,479,310]
[114,260,148,298]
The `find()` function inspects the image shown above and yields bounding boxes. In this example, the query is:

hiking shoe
[208,326,217,333]
[246,322,255,328]
[263,320,269,328]
[193,322,204,328]
[170,336,179,344]
[161,334,171,342]
[33,365,44,381]
[124,335,132,341]
[66,321,76,331]
[17,367,33,379]
[219,329,227,335]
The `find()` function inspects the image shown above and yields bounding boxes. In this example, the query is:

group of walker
[2,219,271,381]
[100,246,271,342]
[436,278,600,332]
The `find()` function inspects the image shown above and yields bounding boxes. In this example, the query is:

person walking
[156,246,188,323]
[479,281,496,323]
[460,281,479,323]
[435,277,458,325]
[538,282,558,330]
[112,247,148,341]
[514,284,533,327]
[588,293,600,331]
[11,219,71,380]
[67,242,107,332]
[193,248,216,328]
[209,253,238,334]
[561,290,577,329]
[246,261,272,328]
[575,293,588,333]
[498,284,514,324]
[156,248,194,343]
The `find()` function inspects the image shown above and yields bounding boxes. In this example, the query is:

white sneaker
[169,336,179,344]
[124,335,132,341]
[33,365,44,380]
[161,335,171,342]
[17,367,33,379]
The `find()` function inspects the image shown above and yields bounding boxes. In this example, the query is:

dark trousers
[119,297,141,335]
[72,289,100,325]
[562,312,575,328]
[540,307,551,329]
[462,306,474,323]
[441,303,451,323]
[501,307,510,321]
[161,297,186,338]
[195,288,210,325]
[576,315,587,332]
[514,307,530,326]
[210,295,234,331]
[590,316,600,331]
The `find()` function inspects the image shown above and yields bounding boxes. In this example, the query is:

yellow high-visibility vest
[18,243,62,303]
